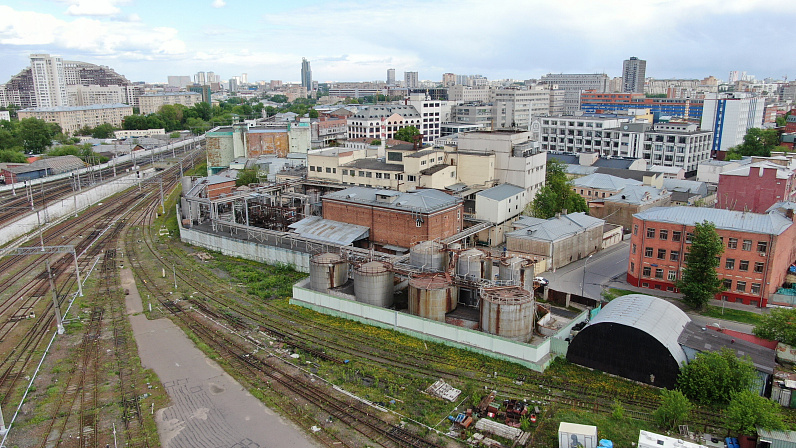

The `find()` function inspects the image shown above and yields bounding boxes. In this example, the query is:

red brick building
[716,162,796,213]
[322,187,463,251]
[627,205,796,307]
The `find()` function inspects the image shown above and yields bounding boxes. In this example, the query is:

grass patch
[601,288,636,301]
[532,407,651,447]
[700,305,763,326]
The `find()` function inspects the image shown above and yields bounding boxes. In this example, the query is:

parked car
[534,277,549,286]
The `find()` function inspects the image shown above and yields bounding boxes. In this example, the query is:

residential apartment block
[622,57,646,93]
[18,103,133,135]
[139,92,202,114]
[346,105,421,141]
[627,205,796,307]
[539,73,610,114]
[67,84,126,106]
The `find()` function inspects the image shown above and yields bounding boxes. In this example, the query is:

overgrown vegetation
[754,307,796,345]
[677,348,756,406]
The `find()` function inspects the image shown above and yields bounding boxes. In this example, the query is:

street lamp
[581,254,593,298]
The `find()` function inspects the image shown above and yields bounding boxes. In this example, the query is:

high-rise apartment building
[700,92,764,155]
[167,76,191,88]
[622,57,646,93]
[404,71,419,89]
[540,73,609,114]
[301,58,312,90]
[442,73,455,87]
[30,54,68,107]
[387,68,396,85]
[195,71,206,85]
[241,73,248,84]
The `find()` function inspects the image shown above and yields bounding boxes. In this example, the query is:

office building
[387,68,396,85]
[581,92,704,120]
[404,71,419,89]
[539,73,609,114]
[622,57,646,93]
[301,58,312,90]
[18,103,133,135]
[700,92,765,155]
[490,86,550,130]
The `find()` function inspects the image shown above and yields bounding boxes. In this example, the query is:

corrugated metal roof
[8,155,84,174]
[587,294,689,368]
[507,212,604,242]
[592,158,637,169]
[634,206,794,235]
[721,161,794,180]
[662,179,707,196]
[605,185,670,205]
[572,173,642,191]
[288,216,369,245]
[476,183,524,201]
[324,186,461,213]
[758,429,796,446]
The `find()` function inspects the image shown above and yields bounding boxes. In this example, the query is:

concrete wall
[292,278,587,370]
[179,223,311,272]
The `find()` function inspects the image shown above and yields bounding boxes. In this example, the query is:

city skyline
[1,0,795,85]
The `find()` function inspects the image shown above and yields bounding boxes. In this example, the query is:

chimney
[562,209,568,215]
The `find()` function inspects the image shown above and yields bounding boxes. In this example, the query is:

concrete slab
[122,268,320,448]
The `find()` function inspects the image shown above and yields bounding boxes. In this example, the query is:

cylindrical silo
[498,256,525,285]
[353,261,394,307]
[457,248,492,281]
[480,286,534,342]
[309,253,349,291]
[408,274,458,321]
[409,241,446,271]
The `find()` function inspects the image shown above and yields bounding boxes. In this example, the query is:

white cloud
[61,0,128,16]
[211,0,226,8]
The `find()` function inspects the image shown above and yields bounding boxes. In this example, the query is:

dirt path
[121,268,321,448]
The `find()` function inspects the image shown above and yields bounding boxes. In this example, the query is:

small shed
[757,429,796,448]
[559,422,597,448]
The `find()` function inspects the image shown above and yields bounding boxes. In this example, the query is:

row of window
[636,226,770,253]
[633,263,763,295]
[634,244,767,273]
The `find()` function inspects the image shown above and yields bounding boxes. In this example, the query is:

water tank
[309,253,349,291]
[353,261,394,307]
[408,274,457,322]
[480,287,534,342]
[409,241,446,271]
[498,257,526,284]
[457,248,492,281]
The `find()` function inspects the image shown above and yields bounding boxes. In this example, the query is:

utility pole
[159,178,165,214]
[46,259,65,335]
[172,264,177,289]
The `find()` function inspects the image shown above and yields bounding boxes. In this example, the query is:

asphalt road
[543,240,631,300]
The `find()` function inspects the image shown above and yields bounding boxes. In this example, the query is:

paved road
[543,240,631,300]
[122,268,321,448]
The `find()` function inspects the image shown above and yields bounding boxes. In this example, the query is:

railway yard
[1,147,794,447]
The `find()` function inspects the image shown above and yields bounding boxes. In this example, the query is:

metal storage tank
[409,241,446,271]
[408,274,458,322]
[353,261,394,307]
[498,256,526,285]
[309,252,349,291]
[480,286,534,342]
[457,248,492,281]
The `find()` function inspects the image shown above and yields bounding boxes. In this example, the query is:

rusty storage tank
[480,286,534,342]
[309,252,349,291]
[408,274,458,321]
[457,248,492,281]
[353,261,394,307]
[409,241,446,271]
[498,256,526,285]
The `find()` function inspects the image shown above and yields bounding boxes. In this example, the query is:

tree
[394,126,421,143]
[18,117,55,153]
[677,348,757,405]
[675,220,725,310]
[0,149,28,163]
[726,128,780,158]
[653,389,693,429]
[236,168,259,187]
[753,308,796,345]
[91,123,116,139]
[527,159,588,218]
[193,102,213,121]
[308,109,319,119]
[725,390,785,435]
[271,94,288,103]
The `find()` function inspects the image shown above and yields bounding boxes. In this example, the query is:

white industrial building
[700,92,764,154]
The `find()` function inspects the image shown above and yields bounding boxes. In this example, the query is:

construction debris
[425,379,461,402]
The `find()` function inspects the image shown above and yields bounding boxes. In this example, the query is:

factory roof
[634,206,795,235]
[604,185,670,205]
[678,322,776,373]
[507,212,603,242]
[588,294,689,368]
[476,183,525,201]
[6,155,85,174]
[323,186,461,213]
[342,158,404,171]
[592,157,638,169]
[572,173,642,191]
[662,178,707,196]
[595,167,654,182]
[420,164,451,175]
[288,216,369,246]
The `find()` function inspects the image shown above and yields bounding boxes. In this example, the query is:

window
[754,262,765,273]
[375,173,382,179]
[647,228,656,238]
[751,283,761,295]
[397,174,404,181]
[725,258,735,270]
[416,220,422,228]
[633,224,638,235]
[736,281,746,292]
[757,241,768,253]
[668,271,677,281]
[742,239,752,251]
[659,230,668,240]
[657,249,666,259]
[632,244,637,254]
[739,260,749,271]
[358,171,365,177]
[365,172,372,178]
[630,262,635,273]
[642,266,651,277]
[670,251,679,261]
[728,238,737,249]
[384,173,390,180]
[342,169,348,175]
[655,268,664,279]
[645,247,653,257]
[685,232,694,243]
[672,231,682,242]
[325,167,332,173]
[408,175,416,182]
[309,166,316,171]
[723,279,732,290]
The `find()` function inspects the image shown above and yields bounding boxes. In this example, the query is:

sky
[1,0,795,85]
